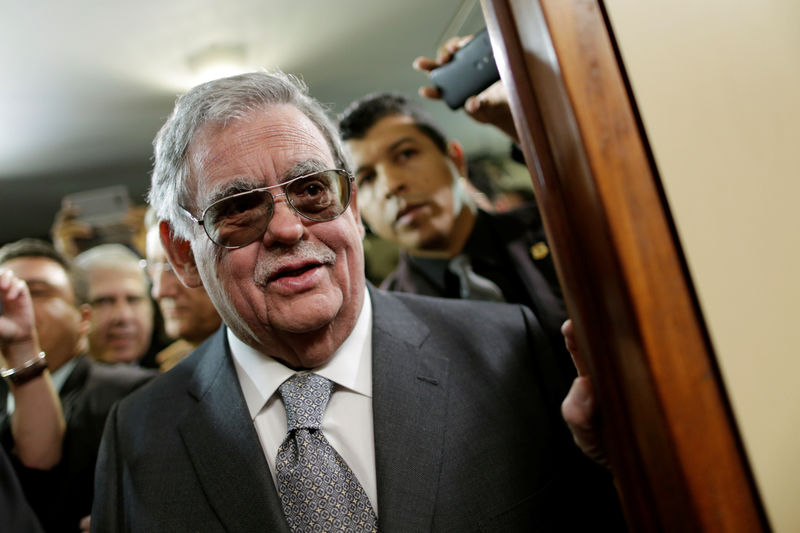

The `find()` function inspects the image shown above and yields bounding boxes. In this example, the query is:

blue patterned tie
[276,373,378,532]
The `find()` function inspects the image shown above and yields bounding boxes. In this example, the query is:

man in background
[339,93,568,356]
[144,209,221,371]
[0,239,154,532]
[73,244,154,366]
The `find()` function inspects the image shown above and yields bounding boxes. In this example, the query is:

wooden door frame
[480,0,769,530]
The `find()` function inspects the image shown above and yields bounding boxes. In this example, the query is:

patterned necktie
[276,373,378,532]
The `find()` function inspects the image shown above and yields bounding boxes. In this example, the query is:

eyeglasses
[181,169,354,249]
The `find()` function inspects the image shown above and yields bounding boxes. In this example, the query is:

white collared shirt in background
[228,288,377,513]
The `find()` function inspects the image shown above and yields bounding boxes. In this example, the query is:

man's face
[345,114,464,251]
[2,257,89,371]
[173,104,365,369]
[146,227,220,344]
[86,266,154,364]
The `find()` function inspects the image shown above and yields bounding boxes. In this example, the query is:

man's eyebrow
[202,160,330,205]
[388,136,417,153]
[205,176,262,205]
[279,160,328,183]
[354,137,417,176]
[24,279,58,291]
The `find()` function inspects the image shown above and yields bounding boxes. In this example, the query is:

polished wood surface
[480,0,769,530]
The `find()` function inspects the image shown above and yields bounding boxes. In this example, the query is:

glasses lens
[286,170,351,221]
[204,190,273,248]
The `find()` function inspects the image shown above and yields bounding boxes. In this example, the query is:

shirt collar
[50,357,78,392]
[229,286,373,420]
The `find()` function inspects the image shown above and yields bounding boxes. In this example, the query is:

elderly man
[144,209,221,371]
[0,239,154,532]
[92,72,624,532]
[73,244,154,365]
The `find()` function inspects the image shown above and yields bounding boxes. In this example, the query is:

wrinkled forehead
[186,104,336,206]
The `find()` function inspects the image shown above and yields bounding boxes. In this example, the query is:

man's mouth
[254,241,338,287]
[395,202,426,226]
[268,261,322,282]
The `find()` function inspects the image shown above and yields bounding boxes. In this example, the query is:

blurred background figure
[0,261,65,475]
[339,92,568,353]
[466,153,537,213]
[144,210,222,371]
[0,239,154,532]
[50,188,148,261]
[73,244,155,366]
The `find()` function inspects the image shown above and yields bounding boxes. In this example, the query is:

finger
[412,56,439,73]
[418,86,441,100]
[61,222,94,238]
[562,319,590,376]
[436,36,462,63]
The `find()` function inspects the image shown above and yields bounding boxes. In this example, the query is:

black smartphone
[429,28,500,110]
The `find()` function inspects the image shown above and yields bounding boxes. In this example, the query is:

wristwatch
[1,352,48,386]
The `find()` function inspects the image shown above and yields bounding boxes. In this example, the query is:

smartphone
[62,185,131,226]
[429,28,500,110]
[61,185,133,253]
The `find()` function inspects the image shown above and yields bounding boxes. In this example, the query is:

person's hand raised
[560,319,609,467]
[413,35,519,142]
[0,269,40,367]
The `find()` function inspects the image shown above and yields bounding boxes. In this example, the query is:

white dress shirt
[228,288,377,513]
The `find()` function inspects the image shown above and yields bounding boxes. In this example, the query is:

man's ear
[447,140,467,177]
[77,303,92,336]
[159,221,203,288]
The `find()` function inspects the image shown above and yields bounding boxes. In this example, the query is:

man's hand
[560,319,609,467]
[0,268,39,364]
[412,35,519,142]
[0,269,65,470]
[51,205,94,260]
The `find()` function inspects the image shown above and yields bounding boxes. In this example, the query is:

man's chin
[263,290,344,333]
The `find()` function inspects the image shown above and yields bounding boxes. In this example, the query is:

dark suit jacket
[382,206,568,353]
[92,288,624,532]
[0,355,155,533]
[0,445,43,533]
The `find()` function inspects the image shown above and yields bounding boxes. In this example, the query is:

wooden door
[480,0,769,530]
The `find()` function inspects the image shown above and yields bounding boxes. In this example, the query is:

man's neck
[407,205,477,259]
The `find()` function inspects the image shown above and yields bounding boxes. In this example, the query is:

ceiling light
[185,43,250,87]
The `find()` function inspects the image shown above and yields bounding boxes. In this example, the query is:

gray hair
[148,70,351,240]
[74,244,149,296]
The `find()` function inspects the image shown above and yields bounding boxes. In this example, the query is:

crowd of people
[0,34,625,533]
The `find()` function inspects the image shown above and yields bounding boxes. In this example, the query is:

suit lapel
[370,288,449,531]
[178,328,289,533]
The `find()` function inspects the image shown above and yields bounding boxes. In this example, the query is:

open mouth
[395,203,426,225]
[268,262,323,282]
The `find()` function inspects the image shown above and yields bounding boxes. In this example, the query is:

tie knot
[279,373,333,431]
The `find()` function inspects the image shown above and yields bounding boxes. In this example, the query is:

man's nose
[377,166,407,199]
[111,297,136,322]
[262,197,304,246]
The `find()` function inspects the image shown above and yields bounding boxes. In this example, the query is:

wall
[603,1,800,531]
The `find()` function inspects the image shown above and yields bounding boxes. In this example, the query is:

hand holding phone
[428,28,500,110]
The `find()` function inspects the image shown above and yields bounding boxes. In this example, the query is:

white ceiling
[0,0,509,244]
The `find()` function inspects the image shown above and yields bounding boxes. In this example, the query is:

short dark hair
[338,92,448,153]
[0,238,87,303]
